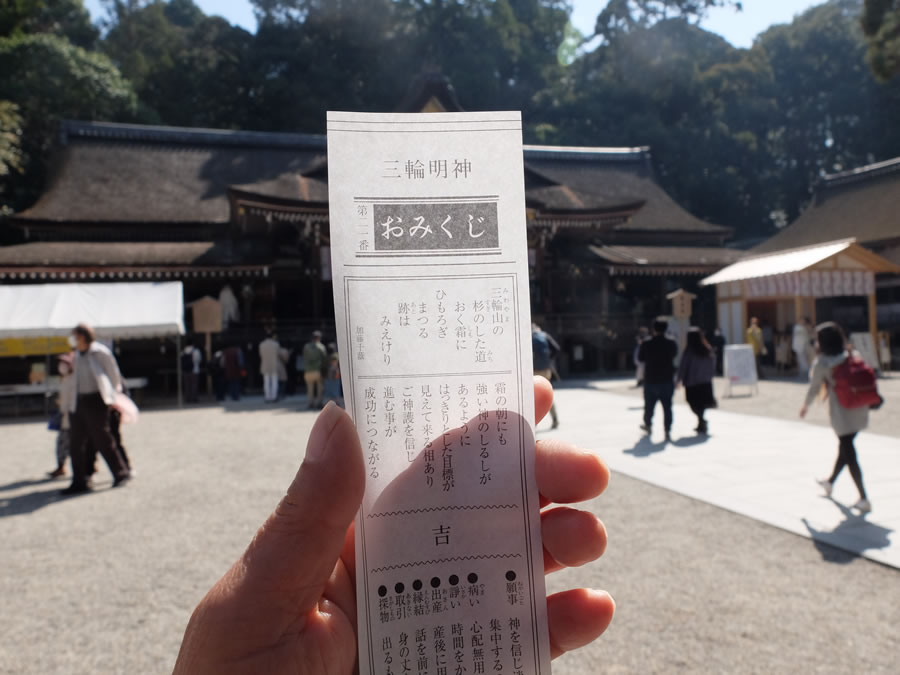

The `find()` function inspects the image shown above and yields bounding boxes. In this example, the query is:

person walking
[800,322,872,513]
[711,327,726,376]
[532,323,560,428]
[259,331,281,403]
[222,343,244,401]
[676,328,717,434]
[47,352,75,478]
[746,317,767,379]
[181,339,202,403]
[209,349,226,401]
[632,326,649,387]
[61,324,131,495]
[302,331,328,410]
[792,317,814,381]
[638,319,678,440]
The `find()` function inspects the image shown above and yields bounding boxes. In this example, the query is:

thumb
[238,401,365,610]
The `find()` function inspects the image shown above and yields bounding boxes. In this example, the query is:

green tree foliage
[0,101,24,214]
[593,0,740,43]
[539,0,900,239]
[101,0,253,127]
[240,0,572,131]
[862,0,900,79]
[756,0,900,222]
[0,0,99,48]
[0,33,137,211]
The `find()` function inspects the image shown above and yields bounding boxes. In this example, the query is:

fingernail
[305,401,342,464]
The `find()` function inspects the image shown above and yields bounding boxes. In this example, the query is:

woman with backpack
[800,322,872,514]
[676,327,717,434]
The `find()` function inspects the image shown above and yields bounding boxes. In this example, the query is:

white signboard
[849,332,880,371]
[328,112,550,675]
[724,344,758,396]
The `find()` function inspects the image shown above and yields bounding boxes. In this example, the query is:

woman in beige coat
[799,322,870,513]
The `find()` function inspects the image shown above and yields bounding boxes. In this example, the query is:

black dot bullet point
[505,570,516,581]
[430,576,441,588]
[449,574,459,586]
[468,573,478,584]
[395,582,404,594]
[413,579,423,591]
[378,585,387,597]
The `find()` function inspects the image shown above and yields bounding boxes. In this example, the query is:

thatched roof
[523,145,731,235]
[14,121,326,225]
[754,157,900,254]
[13,121,730,242]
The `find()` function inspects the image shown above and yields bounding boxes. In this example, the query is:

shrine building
[0,77,739,388]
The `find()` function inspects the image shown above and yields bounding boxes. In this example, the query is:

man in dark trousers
[637,318,678,440]
[61,323,131,495]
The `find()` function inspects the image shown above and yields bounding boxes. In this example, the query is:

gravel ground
[1,395,897,674]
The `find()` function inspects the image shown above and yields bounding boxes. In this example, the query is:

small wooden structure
[700,239,900,353]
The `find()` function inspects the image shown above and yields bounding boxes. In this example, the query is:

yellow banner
[0,337,71,357]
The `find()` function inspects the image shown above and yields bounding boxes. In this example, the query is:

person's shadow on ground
[0,478,48,492]
[624,435,668,458]
[801,500,893,564]
[670,434,709,448]
[0,478,84,518]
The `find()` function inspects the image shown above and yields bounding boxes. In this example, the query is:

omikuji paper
[327,112,550,675]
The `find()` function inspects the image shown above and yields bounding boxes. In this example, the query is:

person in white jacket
[60,324,131,495]
[259,331,281,402]
[792,317,814,381]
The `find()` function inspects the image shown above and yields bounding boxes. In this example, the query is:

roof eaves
[523,144,650,163]
[823,155,900,187]
[60,120,327,152]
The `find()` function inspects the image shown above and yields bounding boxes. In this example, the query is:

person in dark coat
[222,344,244,401]
[711,328,726,376]
[677,328,717,434]
[637,319,678,440]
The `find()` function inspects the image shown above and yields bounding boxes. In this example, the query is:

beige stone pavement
[540,377,900,569]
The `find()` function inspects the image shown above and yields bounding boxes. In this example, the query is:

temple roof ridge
[822,155,900,188]
[523,144,650,162]
[60,120,327,151]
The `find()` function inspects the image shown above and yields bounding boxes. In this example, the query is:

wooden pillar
[600,269,610,316]
[205,332,212,398]
[176,333,183,408]
[313,220,322,321]
[740,294,748,343]
[868,293,878,339]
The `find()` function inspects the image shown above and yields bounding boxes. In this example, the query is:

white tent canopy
[0,282,185,338]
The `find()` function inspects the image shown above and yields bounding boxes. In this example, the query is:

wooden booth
[700,239,900,360]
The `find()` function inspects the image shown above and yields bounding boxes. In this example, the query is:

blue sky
[85,0,823,49]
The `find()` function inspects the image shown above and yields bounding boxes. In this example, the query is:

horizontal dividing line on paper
[355,252,501,258]
[368,505,519,518]
[371,553,522,573]
[344,261,517,267]
[354,196,499,201]
[327,118,521,125]
[356,371,512,380]
[327,128,522,134]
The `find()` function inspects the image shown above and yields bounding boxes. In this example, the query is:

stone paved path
[543,382,900,569]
